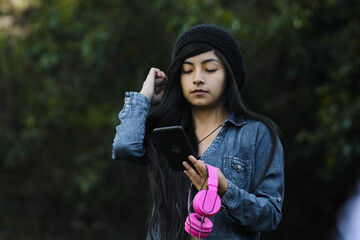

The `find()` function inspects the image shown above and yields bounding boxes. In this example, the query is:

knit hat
[171,24,246,91]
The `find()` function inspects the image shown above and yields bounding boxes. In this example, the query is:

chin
[191,103,217,110]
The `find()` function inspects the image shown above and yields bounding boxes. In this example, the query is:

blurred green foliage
[0,0,359,239]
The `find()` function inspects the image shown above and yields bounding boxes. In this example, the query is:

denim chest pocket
[223,155,252,190]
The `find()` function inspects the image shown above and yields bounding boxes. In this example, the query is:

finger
[154,69,166,78]
[161,71,168,79]
[185,156,199,174]
[188,156,207,177]
[183,158,208,190]
[148,67,159,77]
[154,70,159,78]
[156,70,166,78]
[182,160,197,175]
[183,165,203,190]
[154,77,168,86]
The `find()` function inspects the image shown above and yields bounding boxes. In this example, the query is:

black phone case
[153,126,197,172]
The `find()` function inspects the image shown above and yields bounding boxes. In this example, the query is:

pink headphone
[185,164,221,238]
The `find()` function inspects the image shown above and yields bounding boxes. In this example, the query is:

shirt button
[277,197,281,202]
[237,165,242,169]
[126,97,131,102]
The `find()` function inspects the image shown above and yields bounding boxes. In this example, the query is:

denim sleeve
[112,92,150,165]
[220,122,285,231]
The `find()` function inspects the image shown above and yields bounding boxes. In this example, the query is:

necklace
[197,123,223,144]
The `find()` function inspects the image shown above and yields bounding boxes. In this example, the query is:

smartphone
[153,126,197,172]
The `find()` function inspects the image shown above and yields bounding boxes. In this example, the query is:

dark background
[1,0,359,239]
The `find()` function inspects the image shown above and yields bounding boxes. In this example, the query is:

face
[180,50,226,110]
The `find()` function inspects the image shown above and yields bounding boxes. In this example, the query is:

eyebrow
[183,58,220,65]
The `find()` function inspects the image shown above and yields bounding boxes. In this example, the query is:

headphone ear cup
[185,213,213,238]
[193,189,221,217]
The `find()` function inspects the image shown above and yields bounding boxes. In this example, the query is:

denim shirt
[113,92,285,240]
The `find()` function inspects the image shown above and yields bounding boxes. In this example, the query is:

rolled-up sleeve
[112,92,150,165]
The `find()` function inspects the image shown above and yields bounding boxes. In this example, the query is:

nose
[193,70,205,85]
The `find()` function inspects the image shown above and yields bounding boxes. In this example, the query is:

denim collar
[225,112,247,127]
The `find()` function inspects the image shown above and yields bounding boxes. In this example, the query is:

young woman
[112,24,285,239]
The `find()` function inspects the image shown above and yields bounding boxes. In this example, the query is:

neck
[191,107,229,133]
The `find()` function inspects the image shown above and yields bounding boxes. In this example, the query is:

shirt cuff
[124,92,151,111]
[221,179,239,210]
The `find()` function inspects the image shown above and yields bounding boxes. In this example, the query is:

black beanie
[171,24,246,92]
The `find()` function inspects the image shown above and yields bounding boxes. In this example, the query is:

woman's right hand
[140,67,168,105]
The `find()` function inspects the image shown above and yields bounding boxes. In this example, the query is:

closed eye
[206,69,217,73]
[182,70,193,74]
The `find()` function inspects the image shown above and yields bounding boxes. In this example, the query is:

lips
[191,89,208,94]
[190,89,208,96]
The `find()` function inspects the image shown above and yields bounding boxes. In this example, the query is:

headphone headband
[206,164,218,191]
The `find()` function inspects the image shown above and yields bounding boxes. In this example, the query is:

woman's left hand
[183,156,228,197]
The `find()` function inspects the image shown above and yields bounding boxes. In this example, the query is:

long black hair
[144,42,281,239]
